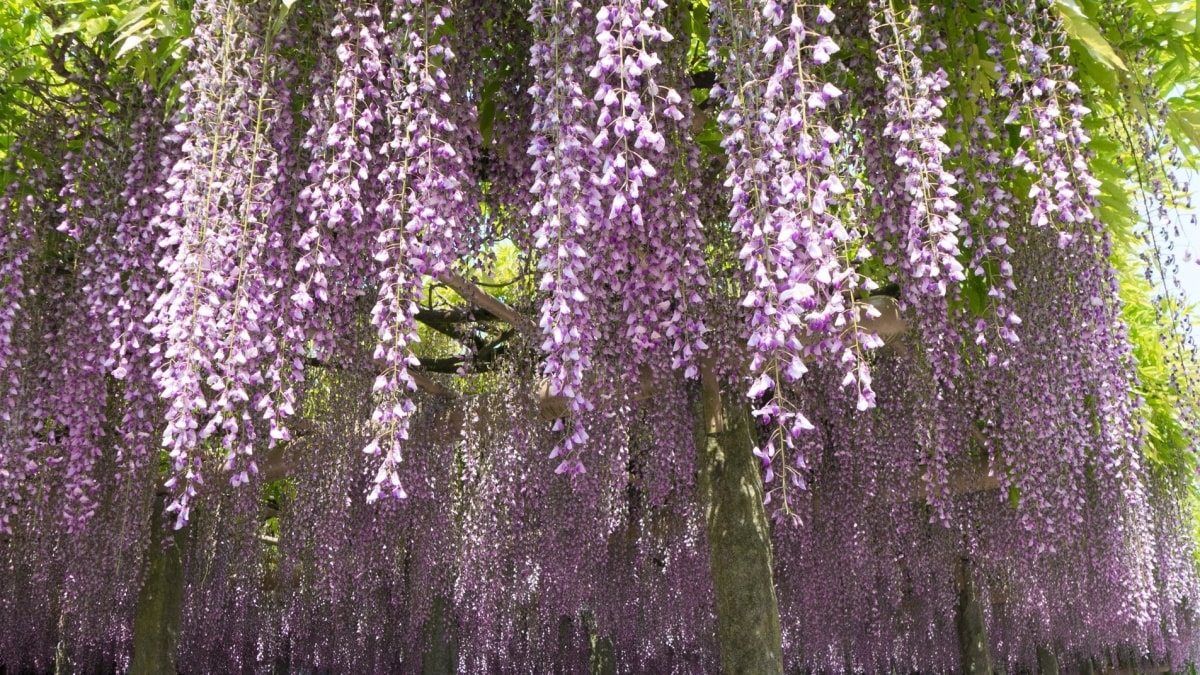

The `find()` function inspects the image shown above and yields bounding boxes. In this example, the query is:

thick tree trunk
[421,596,457,675]
[578,609,616,675]
[588,634,616,675]
[54,607,71,675]
[554,614,575,675]
[696,363,784,675]
[955,559,992,675]
[1037,645,1059,675]
[130,495,185,675]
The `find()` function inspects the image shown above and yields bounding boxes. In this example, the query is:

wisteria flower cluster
[710,0,883,513]
[0,0,1197,672]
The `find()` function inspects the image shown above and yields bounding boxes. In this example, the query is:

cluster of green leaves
[1061,0,1199,459]
[0,0,190,170]
[0,2,52,158]
[49,0,188,72]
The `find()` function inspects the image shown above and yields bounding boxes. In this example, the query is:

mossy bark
[696,364,784,675]
[130,495,185,675]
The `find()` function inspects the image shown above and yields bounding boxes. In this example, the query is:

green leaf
[115,16,153,44]
[8,64,35,82]
[114,4,155,38]
[691,4,709,46]
[114,33,144,58]
[1053,0,1128,72]
[81,15,113,41]
[478,99,495,145]
[1168,109,1200,153]
[49,18,82,37]
[694,125,723,155]
[963,271,990,318]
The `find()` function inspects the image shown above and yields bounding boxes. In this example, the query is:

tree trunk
[54,606,71,675]
[954,559,992,675]
[421,596,457,675]
[1037,645,1059,675]
[130,495,185,675]
[696,363,784,675]
[554,614,575,675]
[588,634,616,675]
[578,609,616,675]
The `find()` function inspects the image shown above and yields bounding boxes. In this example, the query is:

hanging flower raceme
[588,0,708,368]
[106,98,177,472]
[0,163,37,534]
[529,0,709,476]
[366,0,477,501]
[149,0,301,526]
[710,0,879,512]
[295,3,390,363]
[48,90,181,532]
[860,3,968,515]
[654,3,715,379]
[866,1,965,384]
[0,167,30,390]
[4,106,149,532]
[528,0,603,475]
[997,5,1101,238]
[49,117,122,529]
[949,52,1021,357]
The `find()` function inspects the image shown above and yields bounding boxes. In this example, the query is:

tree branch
[415,306,501,344]
[301,356,457,399]
[437,272,538,337]
[418,330,514,374]
[410,370,456,397]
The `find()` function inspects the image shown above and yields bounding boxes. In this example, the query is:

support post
[696,360,784,675]
[130,495,185,675]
